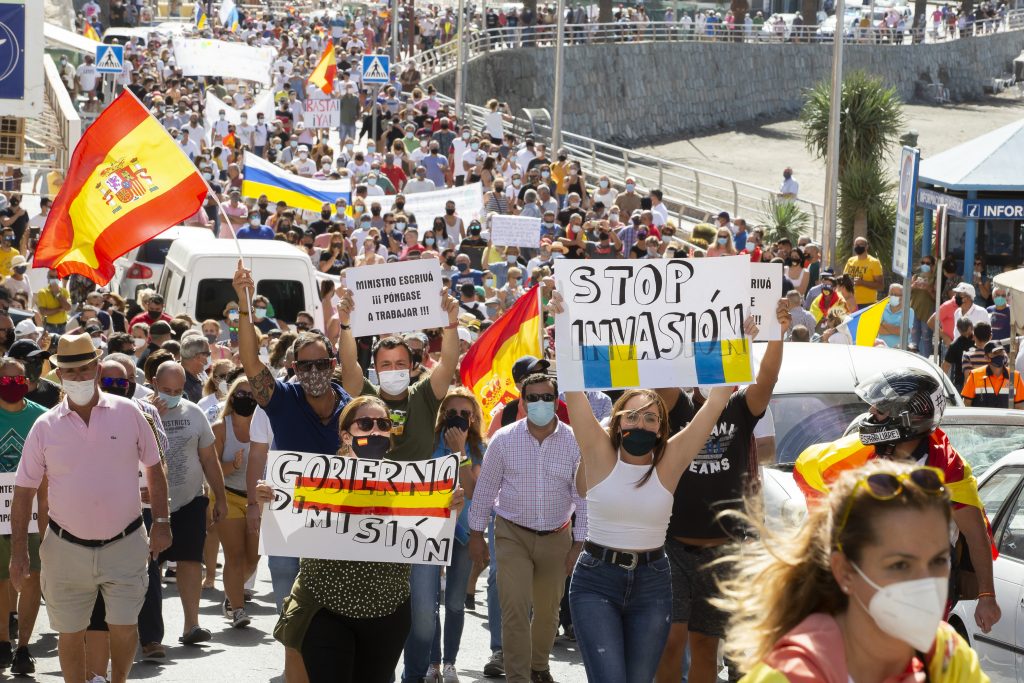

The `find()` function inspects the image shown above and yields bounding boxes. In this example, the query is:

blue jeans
[569,549,673,683]
[911,314,934,358]
[268,555,300,611]
[487,513,502,652]
[401,541,473,681]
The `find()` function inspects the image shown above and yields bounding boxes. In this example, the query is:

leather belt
[48,516,143,548]
[505,518,570,536]
[584,540,665,570]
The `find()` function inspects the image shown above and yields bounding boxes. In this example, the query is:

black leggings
[301,600,411,683]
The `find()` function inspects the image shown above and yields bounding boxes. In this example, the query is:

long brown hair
[337,395,391,456]
[606,389,669,487]
[714,460,952,673]
[433,387,486,462]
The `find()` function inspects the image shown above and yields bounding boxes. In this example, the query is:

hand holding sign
[336,286,355,327]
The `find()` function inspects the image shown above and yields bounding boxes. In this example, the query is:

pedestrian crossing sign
[95,44,124,74]
[361,54,390,84]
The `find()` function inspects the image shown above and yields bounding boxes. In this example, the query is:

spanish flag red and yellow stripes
[460,286,543,428]
[83,21,100,41]
[307,40,337,96]
[795,428,996,557]
[33,91,207,284]
[293,475,454,518]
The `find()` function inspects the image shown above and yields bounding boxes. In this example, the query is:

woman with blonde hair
[213,376,261,629]
[716,461,986,682]
[706,227,738,257]
[197,359,235,422]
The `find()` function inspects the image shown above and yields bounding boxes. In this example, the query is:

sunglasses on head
[295,358,333,373]
[523,393,556,403]
[99,377,130,389]
[0,376,25,387]
[352,417,393,432]
[446,408,472,420]
[835,467,946,552]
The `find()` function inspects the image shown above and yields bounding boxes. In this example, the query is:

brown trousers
[494,516,571,683]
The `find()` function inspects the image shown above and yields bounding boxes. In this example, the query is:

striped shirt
[469,418,587,541]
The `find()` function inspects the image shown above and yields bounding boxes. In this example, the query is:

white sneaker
[425,663,441,682]
[230,608,251,629]
[87,676,107,683]
[442,664,460,683]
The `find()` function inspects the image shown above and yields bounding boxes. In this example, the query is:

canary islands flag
[33,91,207,285]
[837,299,887,346]
[83,21,100,41]
[460,287,543,426]
[196,10,208,29]
[241,152,351,212]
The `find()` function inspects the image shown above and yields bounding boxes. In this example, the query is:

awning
[918,119,1024,192]
[44,22,99,56]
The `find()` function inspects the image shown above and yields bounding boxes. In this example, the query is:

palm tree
[800,70,905,248]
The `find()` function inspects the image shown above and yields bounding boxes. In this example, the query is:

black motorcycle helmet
[853,368,946,455]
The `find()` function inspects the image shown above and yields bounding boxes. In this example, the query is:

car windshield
[770,393,867,467]
[942,424,1024,476]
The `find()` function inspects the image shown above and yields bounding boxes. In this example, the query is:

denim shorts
[665,538,728,636]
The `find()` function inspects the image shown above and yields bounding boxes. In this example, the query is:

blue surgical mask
[889,295,900,308]
[717,237,728,245]
[919,264,931,273]
[526,400,556,426]
[159,392,182,410]
[995,296,1007,307]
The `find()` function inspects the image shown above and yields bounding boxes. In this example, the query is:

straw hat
[53,333,100,369]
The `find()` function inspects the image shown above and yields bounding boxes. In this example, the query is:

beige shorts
[40,526,150,633]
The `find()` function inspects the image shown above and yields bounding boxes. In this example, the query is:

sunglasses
[523,393,556,403]
[835,467,946,552]
[446,408,472,420]
[0,375,25,386]
[214,374,230,381]
[234,390,254,400]
[352,417,393,432]
[294,358,333,373]
[99,377,130,389]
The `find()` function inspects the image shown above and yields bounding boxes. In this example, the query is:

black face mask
[321,211,331,219]
[620,428,659,456]
[233,395,258,417]
[395,202,405,210]
[410,349,423,366]
[470,227,481,235]
[445,414,470,432]
[955,294,964,306]
[24,362,41,383]
[853,245,867,255]
[445,207,455,215]
[102,383,137,399]
[350,433,390,460]
[445,256,456,266]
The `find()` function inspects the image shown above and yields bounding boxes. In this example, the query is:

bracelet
[445,321,458,329]
[238,310,250,317]
[153,517,170,524]
[339,322,351,330]
[978,591,996,599]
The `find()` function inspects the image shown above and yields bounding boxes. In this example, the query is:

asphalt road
[8,558,587,682]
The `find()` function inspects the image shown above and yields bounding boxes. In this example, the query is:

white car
[950,448,1024,682]
[110,225,215,300]
[756,342,962,527]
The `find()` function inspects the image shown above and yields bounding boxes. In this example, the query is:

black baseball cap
[7,339,50,361]
[512,355,550,383]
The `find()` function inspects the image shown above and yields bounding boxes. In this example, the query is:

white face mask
[133,337,146,349]
[378,369,410,395]
[62,378,97,406]
[851,561,947,652]
[217,380,228,395]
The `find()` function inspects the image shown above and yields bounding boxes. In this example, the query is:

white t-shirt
[483,111,504,140]
[76,64,99,92]
[294,157,317,176]
[162,400,216,512]
[249,407,274,445]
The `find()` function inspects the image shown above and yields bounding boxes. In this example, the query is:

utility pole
[552,0,566,150]
[822,0,845,268]
[455,0,466,117]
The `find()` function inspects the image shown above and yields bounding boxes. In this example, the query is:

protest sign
[372,183,484,236]
[260,451,458,565]
[203,91,275,143]
[490,215,541,248]
[749,262,783,341]
[0,473,37,535]
[347,259,447,338]
[303,99,341,128]
[553,256,755,391]
[172,38,276,85]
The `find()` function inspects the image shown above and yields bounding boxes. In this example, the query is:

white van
[111,225,216,299]
[157,239,325,328]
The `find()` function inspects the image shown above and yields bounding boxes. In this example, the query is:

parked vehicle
[110,225,215,300]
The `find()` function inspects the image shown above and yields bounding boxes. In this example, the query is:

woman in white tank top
[564,386,731,683]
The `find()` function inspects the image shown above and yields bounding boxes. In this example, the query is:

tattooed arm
[233,259,276,406]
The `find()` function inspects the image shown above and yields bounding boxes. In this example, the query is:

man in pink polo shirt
[9,333,171,683]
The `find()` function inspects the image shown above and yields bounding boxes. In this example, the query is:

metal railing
[435,92,823,241]
[41,54,81,172]
[409,11,1024,81]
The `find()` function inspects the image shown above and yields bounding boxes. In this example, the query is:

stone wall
[427,31,1024,146]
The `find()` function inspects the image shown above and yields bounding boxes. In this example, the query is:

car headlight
[781,498,807,527]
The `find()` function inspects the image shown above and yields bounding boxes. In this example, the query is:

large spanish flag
[307,40,336,95]
[33,92,207,284]
[460,287,543,427]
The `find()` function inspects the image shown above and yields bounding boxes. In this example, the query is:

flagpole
[197,162,253,311]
